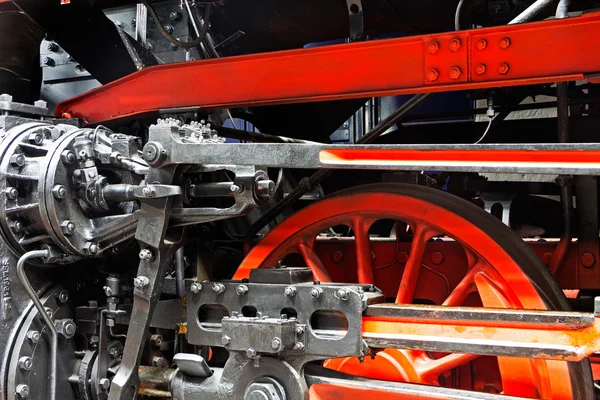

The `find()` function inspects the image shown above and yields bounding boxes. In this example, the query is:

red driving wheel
[234,184,592,399]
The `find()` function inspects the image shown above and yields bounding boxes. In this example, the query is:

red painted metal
[56,12,600,124]
[234,188,576,398]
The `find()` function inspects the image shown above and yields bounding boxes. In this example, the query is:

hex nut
[55,318,77,339]
[52,185,67,199]
[15,384,30,398]
[335,288,349,301]
[57,290,69,303]
[190,283,202,294]
[427,41,439,54]
[212,283,226,294]
[0,93,13,102]
[61,150,76,164]
[426,68,439,82]
[448,38,461,51]
[236,284,249,295]
[26,330,41,344]
[61,220,76,236]
[310,287,322,298]
[430,251,445,265]
[222,335,231,346]
[99,378,111,391]
[271,337,281,350]
[5,187,18,200]
[18,356,32,371]
[27,132,44,145]
[150,334,163,347]
[499,37,511,49]
[245,347,257,358]
[476,39,487,50]
[133,276,150,289]
[498,63,511,75]
[84,242,99,255]
[10,154,25,168]
[139,249,154,261]
[284,286,297,297]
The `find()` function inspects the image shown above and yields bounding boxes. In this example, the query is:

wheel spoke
[298,241,332,282]
[442,261,485,306]
[352,216,376,284]
[418,353,480,381]
[396,225,436,304]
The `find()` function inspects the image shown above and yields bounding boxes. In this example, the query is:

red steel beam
[57,12,600,124]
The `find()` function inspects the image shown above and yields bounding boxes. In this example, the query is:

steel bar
[509,0,555,24]
[361,303,600,361]
[56,12,600,124]
[306,374,530,400]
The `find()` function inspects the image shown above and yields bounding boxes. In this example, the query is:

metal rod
[16,249,55,400]
[175,247,185,298]
[509,0,555,24]
[213,126,317,144]
[243,93,430,247]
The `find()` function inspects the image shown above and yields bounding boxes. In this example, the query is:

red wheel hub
[234,184,587,399]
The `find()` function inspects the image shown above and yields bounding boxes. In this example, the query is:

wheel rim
[233,184,590,399]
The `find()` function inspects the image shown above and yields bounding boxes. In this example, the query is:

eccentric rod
[16,249,56,400]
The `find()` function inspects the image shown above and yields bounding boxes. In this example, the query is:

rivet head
[475,64,487,75]
[449,66,462,79]
[476,39,487,50]
[498,63,511,75]
[449,38,461,51]
[427,41,439,54]
[499,37,511,49]
[426,68,439,82]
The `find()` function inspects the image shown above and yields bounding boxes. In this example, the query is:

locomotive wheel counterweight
[234,184,593,399]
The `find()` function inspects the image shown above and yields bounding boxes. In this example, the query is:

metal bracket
[345,0,364,41]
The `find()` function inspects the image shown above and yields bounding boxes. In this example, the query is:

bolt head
[5,187,18,200]
[331,250,344,263]
[222,335,231,346]
[27,132,44,145]
[212,283,226,294]
[61,150,75,164]
[190,283,202,293]
[271,337,281,350]
[10,154,25,168]
[476,39,487,50]
[336,288,349,301]
[85,242,99,255]
[150,334,163,347]
[99,378,111,391]
[52,184,67,199]
[26,330,41,344]
[139,249,153,261]
[169,11,181,21]
[0,93,13,102]
[57,290,69,303]
[236,284,249,295]
[11,221,24,233]
[449,38,461,51]
[426,68,439,82]
[430,251,445,265]
[581,252,596,268]
[475,63,487,75]
[133,276,149,289]
[498,63,511,75]
[245,347,257,358]
[230,184,242,193]
[499,37,511,49]
[427,41,439,54]
[15,384,30,398]
[284,286,297,297]
[255,179,275,199]
[295,326,305,336]
[61,220,76,236]
[310,287,322,298]
[293,342,305,350]
[449,66,462,80]
[18,356,32,371]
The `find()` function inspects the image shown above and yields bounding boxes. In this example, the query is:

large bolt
[293,342,305,350]
[476,39,487,50]
[57,290,69,303]
[10,154,25,168]
[271,337,282,350]
[581,252,596,268]
[61,220,76,236]
[449,66,462,80]
[169,11,181,21]
[499,37,511,49]
[150,334,163,347]
[15,384,30,398]
[60,150,75,164]
[139,249,154,261]
[284,286,297,297]
[52,184,67,199]
[99,378,111,391]
[27,132,44,145]
[236,284,249,295]
[245,347,257,358]
[336,288,349,301]
[430,251,445,265]
[55,318,77,339]
[310,287,322,298]
[448,38,461,51]
[221,335,231,346]
[18,356,32,371]
[498,63,511,75]
[331,251,344,263]
[5,187,18,200]
[190,283,202,293]
[133,276,150,289]
[475,63,487,75]
[426,68,439,82]
[255,180,275,199]
[212,283,226,294]
[427,41,439,54]
[26,330,41,344]
[84,242,99,255]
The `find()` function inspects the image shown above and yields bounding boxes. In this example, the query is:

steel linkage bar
[361,303,600,361]
[56,12,600,124]
[145,124,600,175]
